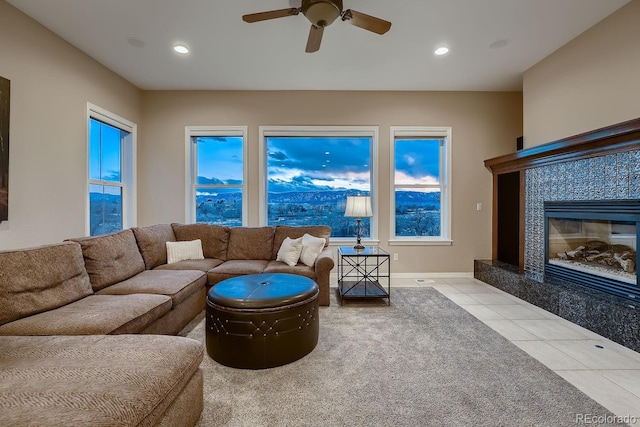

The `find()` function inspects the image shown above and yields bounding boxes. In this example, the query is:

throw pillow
[166,239,204,264]
[276,236,303,267]
[300,234,326,267]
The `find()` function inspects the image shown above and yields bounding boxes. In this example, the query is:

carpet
[181,287,626,426]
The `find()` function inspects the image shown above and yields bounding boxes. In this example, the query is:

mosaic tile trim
[524,149,640,282]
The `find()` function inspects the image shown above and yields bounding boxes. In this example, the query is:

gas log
[557,241,636,273]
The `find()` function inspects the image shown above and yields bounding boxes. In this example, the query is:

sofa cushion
[132,223,176,269]
[0,334,203,427]
[264,260,316,279]
[155,258,224,272]
[227,226,274,260]
[172,223,230,260]
[96,270,207,308]
[0,294,172,335]
[272,225,331,259]
[207,260,269,285]
[0,242,93,326]
[68,229,145,291]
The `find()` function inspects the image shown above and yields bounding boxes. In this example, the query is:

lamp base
[353,243,365,250]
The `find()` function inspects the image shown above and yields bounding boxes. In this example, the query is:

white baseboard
[330,271,474,281]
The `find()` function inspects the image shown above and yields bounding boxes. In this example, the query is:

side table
[337,246,390,305]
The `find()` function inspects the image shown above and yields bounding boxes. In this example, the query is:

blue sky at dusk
[89,118,122,182]
[195,136,441,192]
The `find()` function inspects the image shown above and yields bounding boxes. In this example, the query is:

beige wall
[523,0,640,148]
[0,1,141,250]
[140,90,522,273]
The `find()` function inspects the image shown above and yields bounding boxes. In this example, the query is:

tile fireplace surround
[476,119,640,353]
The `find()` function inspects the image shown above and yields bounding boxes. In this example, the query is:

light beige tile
[466,293,520,305]
[598,370,640,398]
[458,304,504,320]
[483,319,541,341]
[548,340,640,370]
[480,304,553,320]
[443,293,481,305]
[512,319,597,340]
[513,341,589,370]
[556,370,640,419]
[450,283,499,294]
[430,284,464,295]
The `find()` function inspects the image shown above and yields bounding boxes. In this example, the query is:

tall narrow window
[391,127,451,243]
[260,126,377,240]
[186,127,246,226]
[87,105,136,236]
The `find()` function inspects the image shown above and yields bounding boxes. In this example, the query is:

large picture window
[260,126,377,239]
[186,126,247,226]
[87,104,136,236]
[390,126,451,243]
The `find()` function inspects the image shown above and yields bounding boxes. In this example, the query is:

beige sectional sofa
[0,223,333,426]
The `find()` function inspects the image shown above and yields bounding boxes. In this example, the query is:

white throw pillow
[276,236,303,267]
[300,233,326,267]
[166,239,204,264]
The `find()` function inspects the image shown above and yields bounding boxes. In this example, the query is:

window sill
[388,239,452,246]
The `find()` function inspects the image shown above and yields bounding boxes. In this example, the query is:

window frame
[86,103,136,236]
[185,126,248,225]
[259,125,379,245]
[389,126,452,245]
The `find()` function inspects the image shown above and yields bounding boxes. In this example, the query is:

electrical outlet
[393,253,399,261]
[476,203,483,211]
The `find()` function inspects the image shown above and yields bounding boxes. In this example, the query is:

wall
[140,90,522,274]
[0,1,142,250]
[523,0,640,148]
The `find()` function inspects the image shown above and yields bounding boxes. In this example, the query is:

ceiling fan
[242,0,392,53]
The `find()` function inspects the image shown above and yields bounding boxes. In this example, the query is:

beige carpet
[181,287,626,426]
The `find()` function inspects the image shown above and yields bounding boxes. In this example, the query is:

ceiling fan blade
[341,9,391,35]
[242,8,299,23]
[305,25,324,53]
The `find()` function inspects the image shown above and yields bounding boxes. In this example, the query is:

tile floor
[395,277,640,422]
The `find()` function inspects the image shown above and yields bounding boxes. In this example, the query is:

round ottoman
[206,273,319,369]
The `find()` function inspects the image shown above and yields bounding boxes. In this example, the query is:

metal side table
[337,246,390,305]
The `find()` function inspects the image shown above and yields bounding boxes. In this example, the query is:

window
[390,126,451,244]
[87,104,136,236]
[260,126,377,240]
[186,126,247,226]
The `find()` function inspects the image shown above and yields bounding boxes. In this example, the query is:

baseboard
[330,271,474,281]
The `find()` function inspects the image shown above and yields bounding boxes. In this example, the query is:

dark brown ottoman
[206,273,319,369]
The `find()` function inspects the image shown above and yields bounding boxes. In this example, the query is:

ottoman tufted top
[208,273,318,309]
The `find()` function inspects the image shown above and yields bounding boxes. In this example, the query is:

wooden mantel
[484,117,640,270]
[485,117,640,175]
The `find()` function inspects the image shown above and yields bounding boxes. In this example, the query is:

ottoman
[206,273,319,369]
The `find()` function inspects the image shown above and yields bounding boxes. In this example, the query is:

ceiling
[7,0,630,91]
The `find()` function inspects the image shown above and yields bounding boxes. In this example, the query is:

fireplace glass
[547,218,637,285]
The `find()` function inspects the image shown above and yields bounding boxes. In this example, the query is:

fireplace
[545,200,640,300]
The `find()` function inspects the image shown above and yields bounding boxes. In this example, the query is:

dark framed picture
[0,76,9,223]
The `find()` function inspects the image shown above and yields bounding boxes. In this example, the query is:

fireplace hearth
[545,200,640,301]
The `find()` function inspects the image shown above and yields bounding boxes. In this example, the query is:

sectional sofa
[0,223,334,426]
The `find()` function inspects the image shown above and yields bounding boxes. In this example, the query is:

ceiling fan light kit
[242,0,391,53]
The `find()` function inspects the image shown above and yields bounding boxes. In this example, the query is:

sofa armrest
[314,247,334,306]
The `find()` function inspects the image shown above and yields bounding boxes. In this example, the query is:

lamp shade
[344,196,373,218]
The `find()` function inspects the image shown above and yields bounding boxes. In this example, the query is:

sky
[195,135,442,192]
[89,118,122,182]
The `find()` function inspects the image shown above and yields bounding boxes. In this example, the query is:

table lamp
[344,195,372,250]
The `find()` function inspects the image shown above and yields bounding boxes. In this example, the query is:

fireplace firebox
[544,200,640,301]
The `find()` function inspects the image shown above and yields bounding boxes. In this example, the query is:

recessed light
[126,37,145,48]
[173,44,190,54]
[490,39,510,49]
[434,47,449,56]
